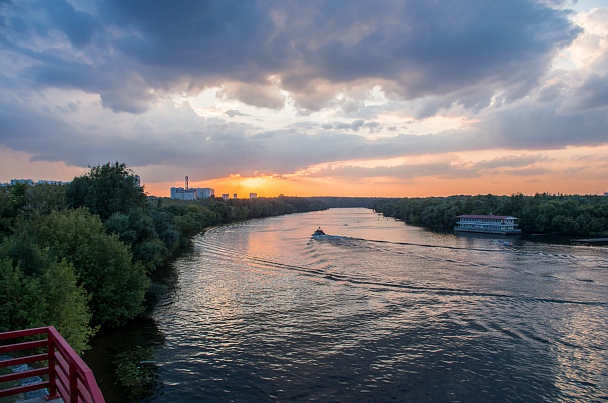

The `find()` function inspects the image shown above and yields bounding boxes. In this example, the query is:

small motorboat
[312,227,326,237]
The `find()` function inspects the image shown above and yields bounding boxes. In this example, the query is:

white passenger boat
[454,215,522,235]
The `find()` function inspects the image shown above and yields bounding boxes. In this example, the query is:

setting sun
[240,176,269,190]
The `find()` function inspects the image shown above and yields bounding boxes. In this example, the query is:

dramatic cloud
[1,0,581,111]
[0,0,607,196]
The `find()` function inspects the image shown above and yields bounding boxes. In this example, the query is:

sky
[1,0,607,198]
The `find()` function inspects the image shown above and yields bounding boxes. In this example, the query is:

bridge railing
[0,326,105,402]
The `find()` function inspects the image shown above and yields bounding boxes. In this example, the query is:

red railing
[0,326,104,402]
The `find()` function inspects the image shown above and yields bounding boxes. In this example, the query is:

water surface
[148,208,608,401]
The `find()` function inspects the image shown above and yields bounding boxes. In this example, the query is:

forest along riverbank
[89,208,608,402]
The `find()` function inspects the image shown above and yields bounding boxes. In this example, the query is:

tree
[149,209,180,253]
[41,258,96,353]
[172,205,218,244]
[25,209,149,327]
[0,257,45,333]
[23,183,67,214]
[65,162,148,221]
[0,220,50,276]
[105,209,168,272]
[0,250,95,353]
[0,184,28,237]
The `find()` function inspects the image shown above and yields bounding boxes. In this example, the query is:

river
[87,208,608,402]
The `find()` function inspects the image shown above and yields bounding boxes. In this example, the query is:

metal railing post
[46,328,60,400]
[70,358,78,402]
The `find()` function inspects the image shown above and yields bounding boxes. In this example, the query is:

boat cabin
[454,215,522,235]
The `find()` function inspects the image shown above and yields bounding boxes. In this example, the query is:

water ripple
[150,209,608,402]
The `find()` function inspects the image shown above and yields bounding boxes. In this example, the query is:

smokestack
[185,176,188,190]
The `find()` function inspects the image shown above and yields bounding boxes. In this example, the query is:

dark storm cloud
[1,0,581,113]
[475,101,608,150]
[99,0,279,80]
[277,0,580,109]
[41,1,98,48]
[309,2,568,82]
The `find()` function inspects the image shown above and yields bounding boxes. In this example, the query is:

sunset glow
[1,1,607,197]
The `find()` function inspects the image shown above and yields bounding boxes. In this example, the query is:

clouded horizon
[1,0,607,197]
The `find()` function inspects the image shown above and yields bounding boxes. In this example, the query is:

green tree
[0,257,45,333]
[0,184,29,237]
[0,221,50,276]
[105,209,168,272]
[25,209,149,327]
[23,183,67,214]
[65,162,147,221]
[0,252,95,353]
[149,209,180,253]
[172,205,218,244]
[41,258,96,353]
[10,182,28,211]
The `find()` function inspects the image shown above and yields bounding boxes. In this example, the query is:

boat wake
[192,234,607,308]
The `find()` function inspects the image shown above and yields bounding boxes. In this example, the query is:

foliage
[24,209,149,327]
[0,252,94,353]
[0,257,46,333]
[1,221,52,277]
[373,193,608,236]
[65,162,147,221]
[170,205,219,246]
[105,208,168,272]
[148,209,180,253]
[23,184,67,215]
[0,184,27,237]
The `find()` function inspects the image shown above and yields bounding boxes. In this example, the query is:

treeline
[0,163,328,353]
[310,197,381,209]
[373,193,608,236]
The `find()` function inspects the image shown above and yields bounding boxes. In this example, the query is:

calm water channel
[89,208,608,402]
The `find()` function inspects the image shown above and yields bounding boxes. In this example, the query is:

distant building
[222,194,229,200]
[11,179,34,186]
[604,191,608,197]
[36,179,70,185]
[170,176,214,200]
[249,193,257,199]
[171,187,197,200]
[193,187,214,198]
[170,187,214,200]
[233,193,238,199]
[8,179,69,187]
[454,215,521,235]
